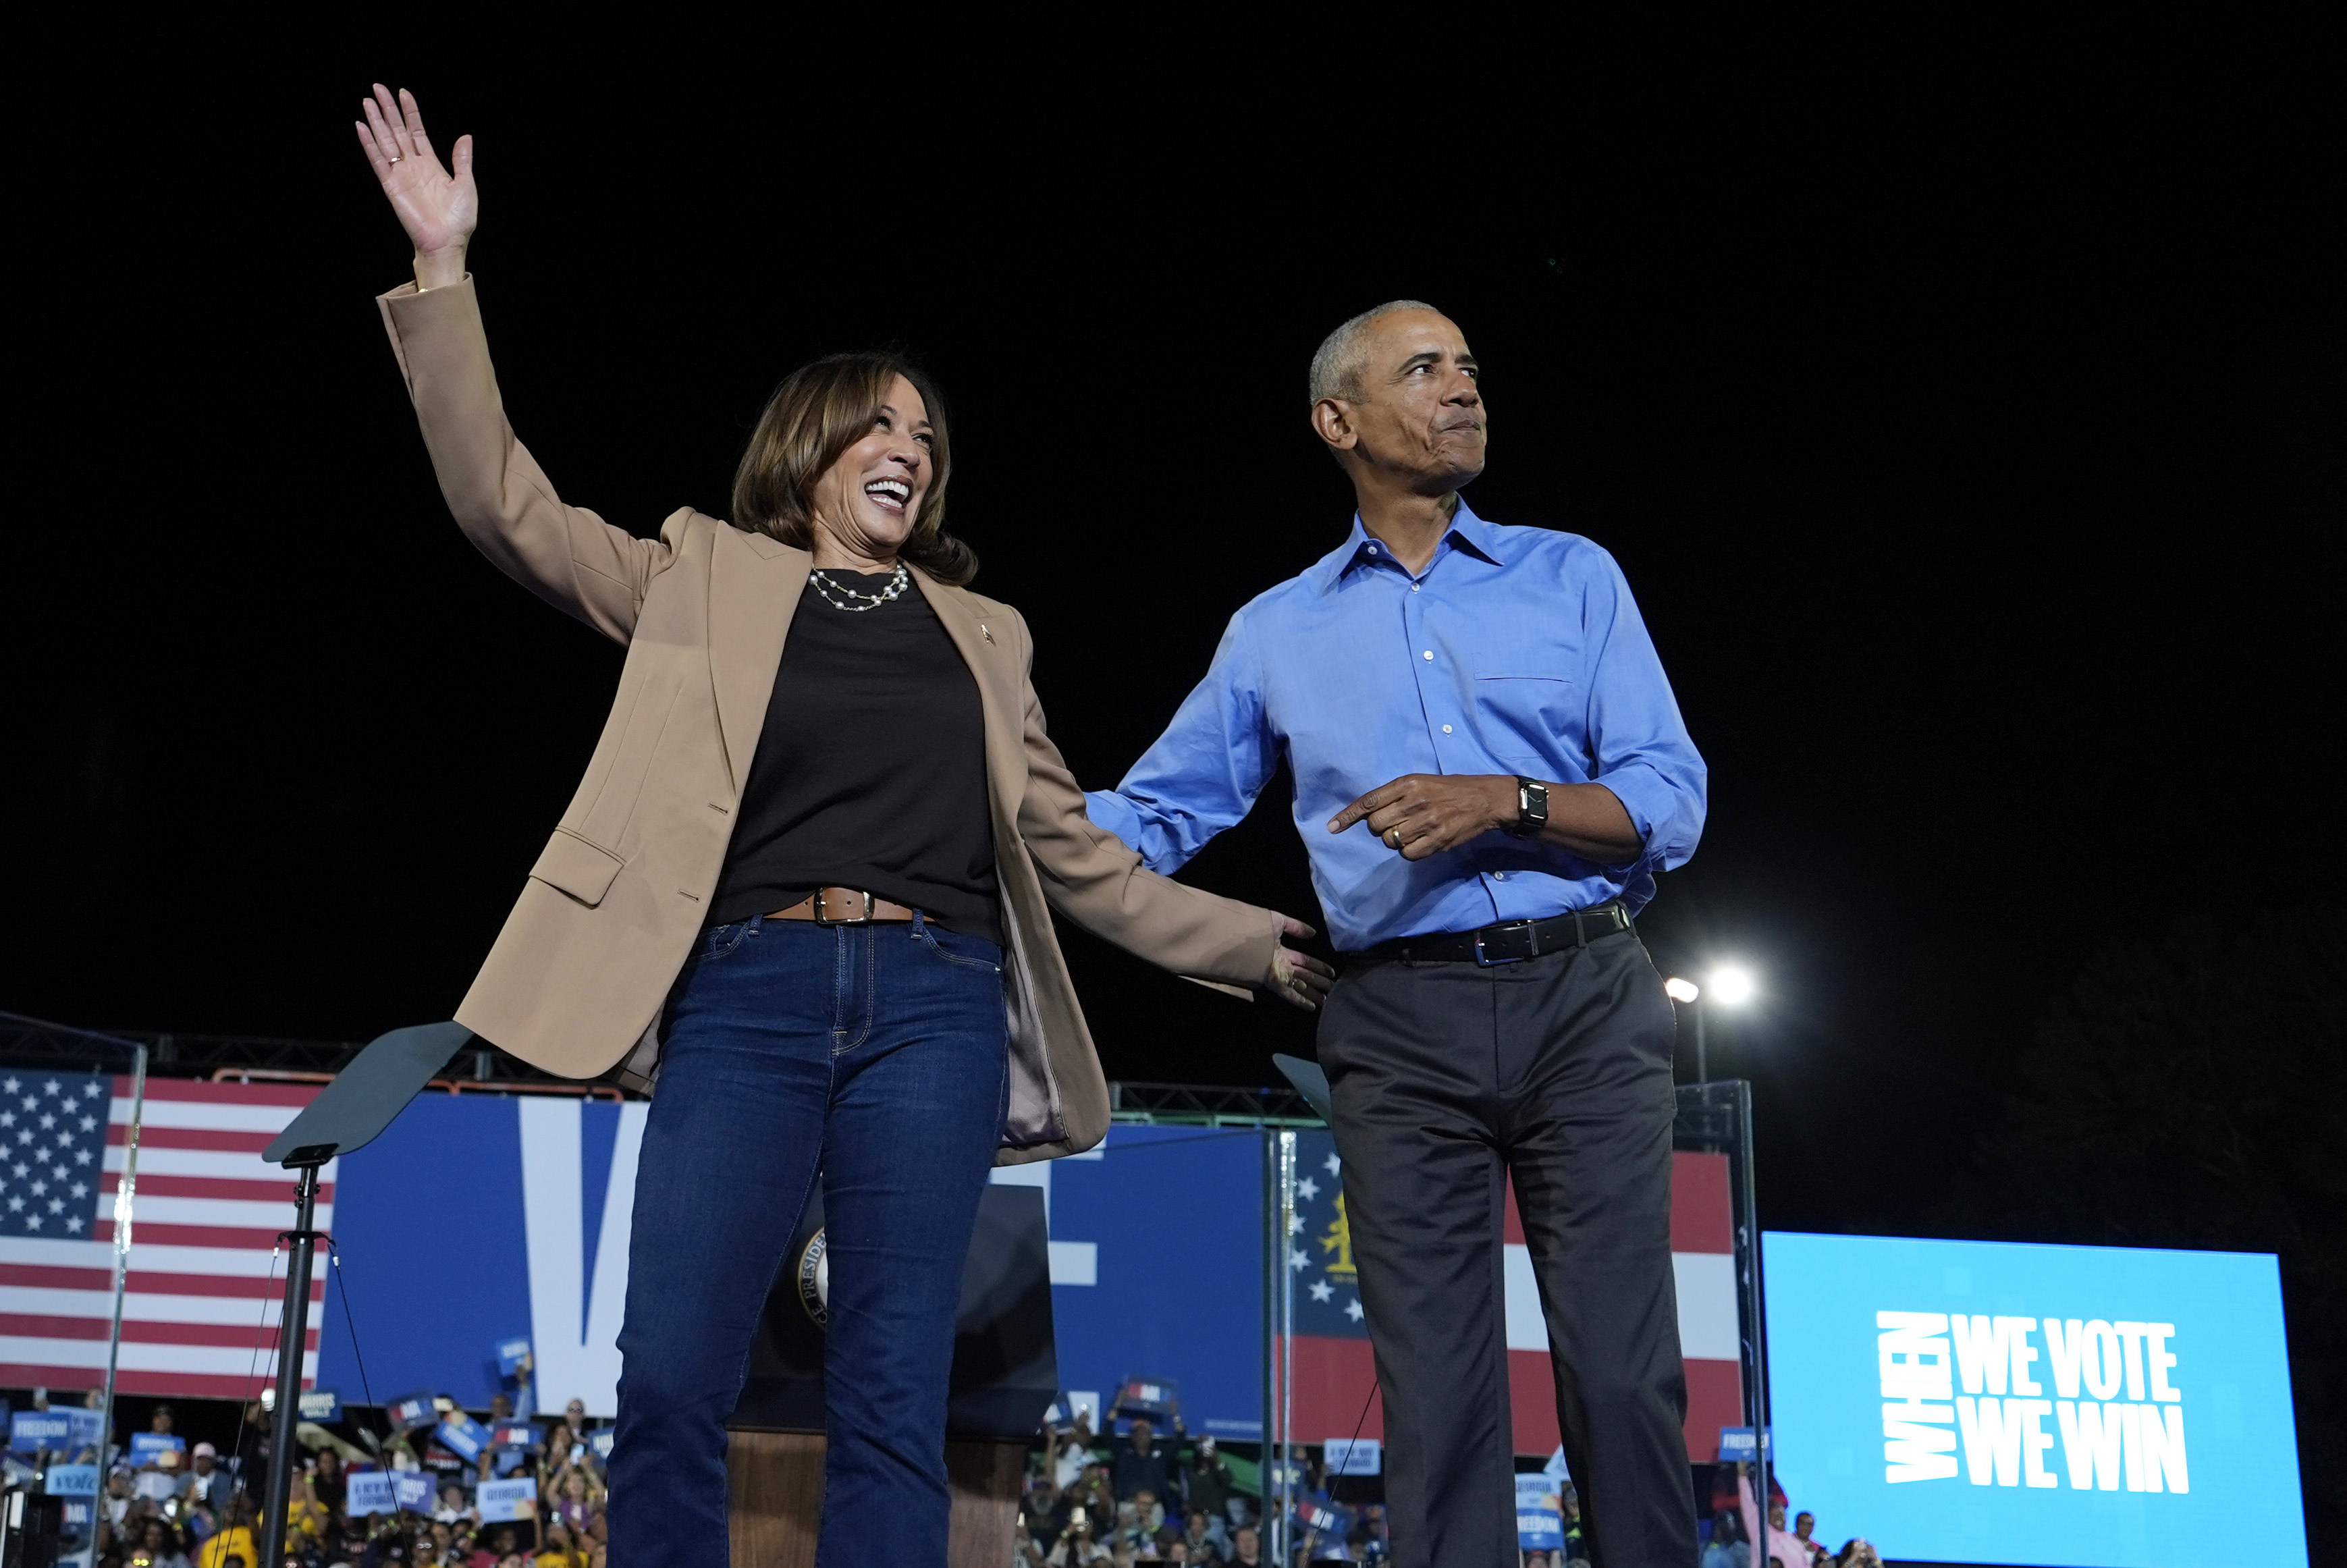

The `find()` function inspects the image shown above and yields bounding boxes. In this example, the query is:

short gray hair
[1308,299,1441,405]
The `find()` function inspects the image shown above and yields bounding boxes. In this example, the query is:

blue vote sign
[1764,1231,2307,1568]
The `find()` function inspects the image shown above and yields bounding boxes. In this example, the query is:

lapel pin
[980,624,995,645]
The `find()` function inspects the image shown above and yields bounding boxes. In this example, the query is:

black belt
[1347,901,1634,967]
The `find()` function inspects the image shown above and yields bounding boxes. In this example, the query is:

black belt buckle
[1473,919,1536,967]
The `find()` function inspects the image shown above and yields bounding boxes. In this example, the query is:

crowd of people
[7,1390,610,1568]
[1696,1462,1880,1568]
[10,1389,1884,1567]
[1013,1411,1340,1567]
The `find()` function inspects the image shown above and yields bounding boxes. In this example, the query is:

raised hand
[354,84,476,288]
[1268,915,1336,1011]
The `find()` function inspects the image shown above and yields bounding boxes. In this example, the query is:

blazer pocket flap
[529,828,626,908]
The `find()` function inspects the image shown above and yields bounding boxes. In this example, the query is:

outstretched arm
[1016,616,1333,1010]
[356,84,670,642]
[1082,608,1280,873]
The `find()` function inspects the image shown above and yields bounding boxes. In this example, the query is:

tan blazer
[377,278,1283,1164]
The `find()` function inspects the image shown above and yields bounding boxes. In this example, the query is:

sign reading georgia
[1763,1233,2306,1568]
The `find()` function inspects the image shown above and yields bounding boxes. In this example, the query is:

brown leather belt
[768,888,919,925]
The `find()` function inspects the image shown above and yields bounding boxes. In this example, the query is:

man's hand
[1269,916,1337,1010]
[1328,774,1515,859]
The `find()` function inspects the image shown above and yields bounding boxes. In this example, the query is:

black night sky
[9,28,2342,1524]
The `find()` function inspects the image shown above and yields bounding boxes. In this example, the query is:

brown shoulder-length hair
[730,352,977,585]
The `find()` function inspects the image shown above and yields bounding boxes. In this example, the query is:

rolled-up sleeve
[1083,608,1279,875]
[1580,548,1708,873]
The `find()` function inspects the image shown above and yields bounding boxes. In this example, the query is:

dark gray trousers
[1318,928,1694,1568]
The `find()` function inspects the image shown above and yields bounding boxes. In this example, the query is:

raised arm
[1011,614,1332,1010]
[356,84,669,643]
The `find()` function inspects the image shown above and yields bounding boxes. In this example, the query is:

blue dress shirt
[1083,502,1707,950]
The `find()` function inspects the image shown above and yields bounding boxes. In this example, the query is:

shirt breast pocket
[1472,673,1577,755]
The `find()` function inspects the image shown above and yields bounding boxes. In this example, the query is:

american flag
[0,1072,331,1397]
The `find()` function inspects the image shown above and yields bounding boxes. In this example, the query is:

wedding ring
[1386,827,1403,848]
[387,155,402,164]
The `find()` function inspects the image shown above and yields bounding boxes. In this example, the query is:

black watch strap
[1508,776,1548,838]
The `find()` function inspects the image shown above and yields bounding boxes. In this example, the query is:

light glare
[1708,965,1757,1006]
[1663,977,1701,1004]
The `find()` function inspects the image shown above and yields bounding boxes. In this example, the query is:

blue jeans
[608,913,1010,1568]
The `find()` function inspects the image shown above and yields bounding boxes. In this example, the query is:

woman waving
[353,84,1330,1568]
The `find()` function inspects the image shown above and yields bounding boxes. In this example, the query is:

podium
[726,1183,1058,1568]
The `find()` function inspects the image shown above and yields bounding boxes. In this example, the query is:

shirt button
[1422,651,1433,661]
[1411,584,1422,593]
[1442,725,1453,734]
[1366,544,1379,554]
[1493,871,1507,881]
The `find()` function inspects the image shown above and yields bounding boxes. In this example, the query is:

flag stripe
[5,1287,313,1328]
[94,1221,329,1251]
[0,1263,319,1299]
[0,1364,289,1400]
[106,1147,338,1184]
[0,1337,316,1376]
[108,1126,282,1154]
[109,1098,310,1134]
[91,1193,335,1230]
[0,1314,316,1349]
[101,1173,333,1206]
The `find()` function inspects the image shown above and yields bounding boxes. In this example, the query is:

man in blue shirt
[1087,302,1706,1567]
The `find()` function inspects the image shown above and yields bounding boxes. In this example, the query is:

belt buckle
[811,889,876,926]
[1474,922,1532,967]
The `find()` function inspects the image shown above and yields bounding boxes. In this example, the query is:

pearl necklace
[809,561,911,612]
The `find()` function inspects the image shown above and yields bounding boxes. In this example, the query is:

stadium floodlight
[1663,977,1701,1004]
[1708,965,1758,1006]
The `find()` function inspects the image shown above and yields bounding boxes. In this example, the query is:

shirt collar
[1305,497,1506,593]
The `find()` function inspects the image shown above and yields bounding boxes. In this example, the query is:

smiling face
[807,375,934,569]
[1313,309,1485,492]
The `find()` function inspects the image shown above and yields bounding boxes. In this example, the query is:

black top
[707,569,1000,942]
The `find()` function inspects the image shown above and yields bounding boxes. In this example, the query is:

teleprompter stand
[255,1021,473,1568]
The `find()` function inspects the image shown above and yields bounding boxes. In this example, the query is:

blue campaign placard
[298,1390,342,1424]
[394,1471,436,1514]
[45,1463,99,1498]
[346,1469,398,1517]
[435,1415,492,1461]
[10,1411,103,1456]
[1515,1474,1564,1549]
[1718,1426,1771,1463]
[495,1336,533,1378]
[478,1478,537,1523]
[1326,1436,1381,1476]
[1763,1233,2308,1568]
[129,1434,186,1463]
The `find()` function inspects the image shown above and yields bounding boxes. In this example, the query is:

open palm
[354,84,476,261]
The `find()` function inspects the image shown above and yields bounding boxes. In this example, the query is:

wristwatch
[1506,776,1548,838]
